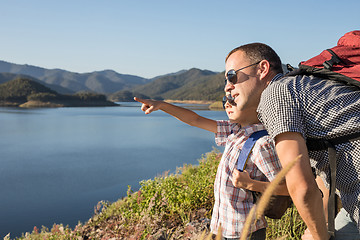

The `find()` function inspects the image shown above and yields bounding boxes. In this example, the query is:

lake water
[0,103,227,238]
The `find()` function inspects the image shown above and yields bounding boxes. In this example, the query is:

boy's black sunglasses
[222,94,236,109]
[225,61,261,85]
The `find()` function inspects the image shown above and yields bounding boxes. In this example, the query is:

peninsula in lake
[0,77,118,108]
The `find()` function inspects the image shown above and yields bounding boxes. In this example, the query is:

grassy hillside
[12,150,306,240]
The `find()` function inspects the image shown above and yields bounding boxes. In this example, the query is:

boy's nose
[224,81,235,93]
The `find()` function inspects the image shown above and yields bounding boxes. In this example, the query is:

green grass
[11,149,306,239]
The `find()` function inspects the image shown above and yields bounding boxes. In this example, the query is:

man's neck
[267,72,283,86]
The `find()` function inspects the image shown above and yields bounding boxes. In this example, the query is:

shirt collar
[232,123,266,137]
[269,73,283,85]
[230,123,241,135]
[242,123,267,136]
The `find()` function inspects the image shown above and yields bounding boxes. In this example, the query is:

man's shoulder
[276,74,344,86]
[267,74,325,93]
[273,74,303,85]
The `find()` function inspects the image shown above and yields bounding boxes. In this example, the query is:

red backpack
[287,30,360,88]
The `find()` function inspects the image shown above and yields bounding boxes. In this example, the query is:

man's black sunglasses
[225,61,261,85]
[222,94,236,109]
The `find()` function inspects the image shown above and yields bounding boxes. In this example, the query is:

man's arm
[232,169,289,195]
[134,97,217,133]
[275,132,329,240]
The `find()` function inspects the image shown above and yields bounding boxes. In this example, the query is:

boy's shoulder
[242,123,267,135]
[243,125,276,153]
[242,124,276,150]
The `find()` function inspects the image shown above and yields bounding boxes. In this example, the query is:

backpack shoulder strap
[306,132,360,240]
[286,65,360,89]
[237,129,268,171]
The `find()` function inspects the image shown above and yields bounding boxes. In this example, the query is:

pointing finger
[134,97,145,104]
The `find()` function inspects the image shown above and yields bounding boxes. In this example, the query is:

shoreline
[0,100,119,108]
[165,99,215,104]
[165,100,223,111]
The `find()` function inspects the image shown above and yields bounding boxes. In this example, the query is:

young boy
[134,96,287,240]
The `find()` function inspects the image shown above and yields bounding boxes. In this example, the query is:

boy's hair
[226,43,283,74]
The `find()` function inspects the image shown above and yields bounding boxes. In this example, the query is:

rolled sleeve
[215,120,239,146]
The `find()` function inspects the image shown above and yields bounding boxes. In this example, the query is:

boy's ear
[258,60,271,80]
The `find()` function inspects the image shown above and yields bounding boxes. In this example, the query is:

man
[225,42,360,240]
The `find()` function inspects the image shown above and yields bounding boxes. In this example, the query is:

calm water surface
[0,103,226,238]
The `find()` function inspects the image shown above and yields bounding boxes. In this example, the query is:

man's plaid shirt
[210,121,282,238]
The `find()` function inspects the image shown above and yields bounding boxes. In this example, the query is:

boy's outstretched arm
[134,97,218,133]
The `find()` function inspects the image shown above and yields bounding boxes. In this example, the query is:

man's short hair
[226,43,283,74]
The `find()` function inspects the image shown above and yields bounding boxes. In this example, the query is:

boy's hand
[134,97,162,114]
[232,169,252,189]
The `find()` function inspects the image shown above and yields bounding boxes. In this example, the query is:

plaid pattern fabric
[258,74,360,230]
[210,121,282,238]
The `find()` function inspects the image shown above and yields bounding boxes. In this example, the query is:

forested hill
[0,77,117,107]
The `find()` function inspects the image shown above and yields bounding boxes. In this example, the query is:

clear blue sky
[1,0,359,78]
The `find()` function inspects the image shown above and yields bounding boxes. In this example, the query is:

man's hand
[134,97,162,114]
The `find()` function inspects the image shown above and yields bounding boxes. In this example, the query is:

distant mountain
[131,68,223,101]
[150,69,188,80]
[0,60,152,94]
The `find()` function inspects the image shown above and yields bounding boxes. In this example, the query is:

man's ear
[258,60,271,80]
